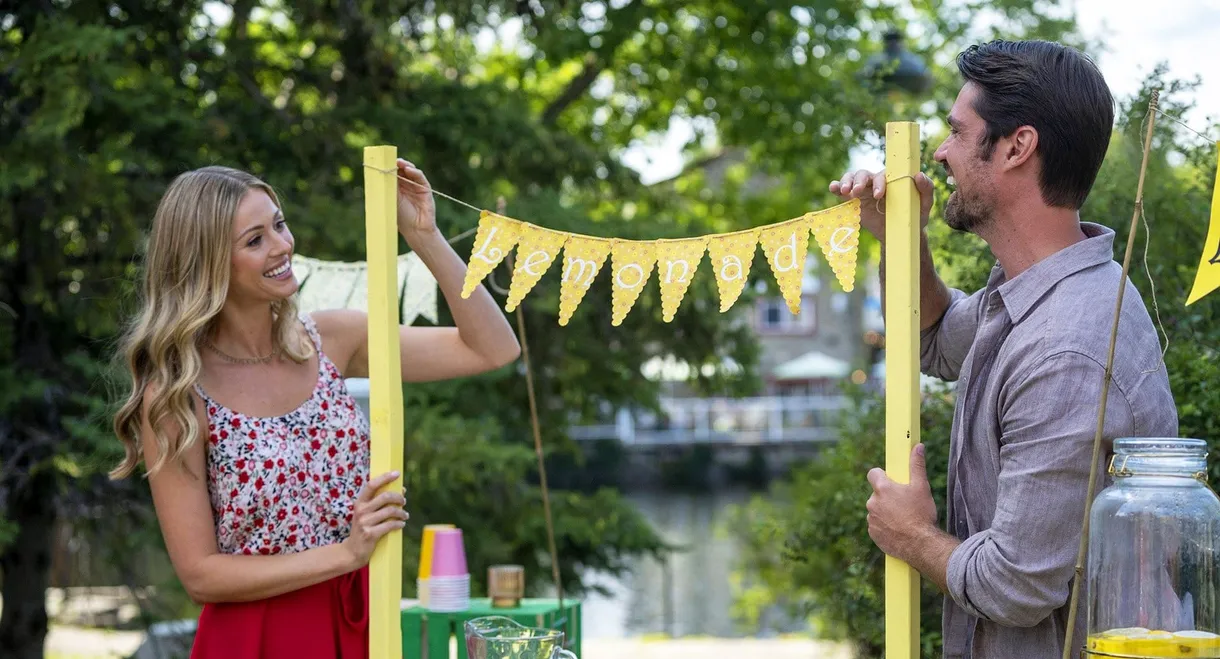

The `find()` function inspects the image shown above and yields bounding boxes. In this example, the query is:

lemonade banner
[459,198,862,325]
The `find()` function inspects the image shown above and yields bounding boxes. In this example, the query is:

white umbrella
[772,350,852,380]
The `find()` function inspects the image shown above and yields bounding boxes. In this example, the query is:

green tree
[0,1,1069,656]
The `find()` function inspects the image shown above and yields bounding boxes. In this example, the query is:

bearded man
[830,39,1178,659]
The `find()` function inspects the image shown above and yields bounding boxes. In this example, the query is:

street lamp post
[861,29,932,95]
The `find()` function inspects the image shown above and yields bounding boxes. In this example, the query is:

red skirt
[190,566,369,659]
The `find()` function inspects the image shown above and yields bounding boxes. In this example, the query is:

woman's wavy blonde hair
[111,166,312,479]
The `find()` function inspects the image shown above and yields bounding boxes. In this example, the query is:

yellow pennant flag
[506,225,567,312]
[812,199,862,292]
[461,211,521,298]
[655,237,708,322]
[610,240,658,324]
[557,236,613,325]
[760,218,814,314]
[609,240,657,326]
[707,230,761,313]
[1186,143,1220,306]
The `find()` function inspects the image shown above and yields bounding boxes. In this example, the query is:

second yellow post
[363,145,405,659]
[884,121,922,659]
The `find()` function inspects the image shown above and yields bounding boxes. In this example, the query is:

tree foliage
[0,1,1080,656]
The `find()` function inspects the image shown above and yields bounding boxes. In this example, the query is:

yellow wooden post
[363,145,405,659]
[884,121,922,659]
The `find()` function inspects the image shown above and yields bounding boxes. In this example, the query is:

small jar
[1085,438,1220,658]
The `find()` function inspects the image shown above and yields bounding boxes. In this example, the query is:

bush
[727,382,956,657]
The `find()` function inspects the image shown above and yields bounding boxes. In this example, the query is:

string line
[1129,110,1173,369]
[1139,202,1170,365]
[365,164,487,215]
[444,225,478,245]
[363,163,861,243]
[1153,107,1216,143]
[873,173,919,215]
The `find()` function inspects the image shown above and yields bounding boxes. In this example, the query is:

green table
[401,598,581,659]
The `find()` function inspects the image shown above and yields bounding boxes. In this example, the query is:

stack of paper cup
[424,528,470,611]
[417,524,453,608]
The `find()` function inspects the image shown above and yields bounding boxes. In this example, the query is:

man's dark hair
[956,40,1114,209]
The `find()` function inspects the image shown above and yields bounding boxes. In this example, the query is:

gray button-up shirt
[919,222,1178,658]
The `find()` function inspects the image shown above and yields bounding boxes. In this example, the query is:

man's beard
[943,186,992,233]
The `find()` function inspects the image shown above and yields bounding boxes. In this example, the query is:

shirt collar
[992,222,1116,324]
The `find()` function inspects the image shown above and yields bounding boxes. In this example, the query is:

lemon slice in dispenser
[1172,631,1220,657]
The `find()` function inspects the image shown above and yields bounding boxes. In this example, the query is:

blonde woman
[111,160,520,658]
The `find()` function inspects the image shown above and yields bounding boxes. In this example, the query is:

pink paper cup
[430,528,468,577]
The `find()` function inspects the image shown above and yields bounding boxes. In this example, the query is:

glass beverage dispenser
[1086,438,1220,657]
[465,617,578,659]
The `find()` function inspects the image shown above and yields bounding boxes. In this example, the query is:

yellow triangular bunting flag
[1186,143,1220,305]
[506,225,567,312]
[461,211,521,299]
[707,229,760,312]
[655,237,708,322]
[609,240,657,326]
[813,199,861,292]
[759,218,814,314]
[557,236,613,325]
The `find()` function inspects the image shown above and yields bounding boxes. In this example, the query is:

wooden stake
[364,145,405,659]
[497,196,566,621]
[884,121,922,659]
[1061,90,1161,659]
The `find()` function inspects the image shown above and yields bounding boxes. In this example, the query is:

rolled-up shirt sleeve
[919,287,983,382]
[945,351,1135,628]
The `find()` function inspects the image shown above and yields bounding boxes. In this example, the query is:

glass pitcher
[464,616,578,659]
[1085,438,1220,658]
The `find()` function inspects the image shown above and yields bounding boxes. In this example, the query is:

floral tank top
[196,314,372,556]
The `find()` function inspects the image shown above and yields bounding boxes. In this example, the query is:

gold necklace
[203,338,276,365]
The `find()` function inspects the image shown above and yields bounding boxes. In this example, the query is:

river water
[570,489,808,640]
